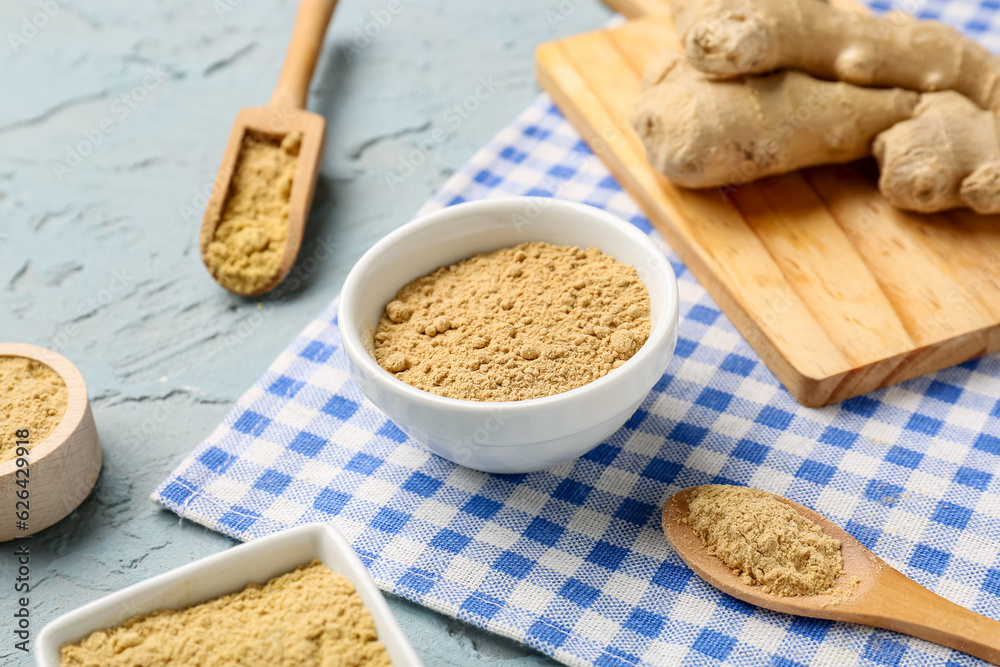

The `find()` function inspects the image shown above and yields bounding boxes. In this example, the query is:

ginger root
[874,91,1000,214]
[672,0,1000,111]
[632,52,918,188]
[659,0,1000,213]
[671,0,1000,109]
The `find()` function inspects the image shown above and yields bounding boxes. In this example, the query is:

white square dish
[37,523,422,666]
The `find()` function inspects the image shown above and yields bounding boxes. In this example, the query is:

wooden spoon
[199,0,338,296]
[663,486,1000,665]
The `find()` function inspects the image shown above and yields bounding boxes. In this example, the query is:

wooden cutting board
[536,4,1000,407]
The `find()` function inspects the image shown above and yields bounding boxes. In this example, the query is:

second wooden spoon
[663,485,1000,665]
[200,0,337,296]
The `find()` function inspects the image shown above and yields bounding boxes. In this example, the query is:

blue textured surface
[154,96,1000,666]
[6,1,1000,666]
[0,0,614,664]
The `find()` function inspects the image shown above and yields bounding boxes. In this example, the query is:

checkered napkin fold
[155,90,1000,667]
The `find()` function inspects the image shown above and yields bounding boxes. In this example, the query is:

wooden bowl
[0,344,102,542]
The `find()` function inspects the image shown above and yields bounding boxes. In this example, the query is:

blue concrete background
[0,0,613,664]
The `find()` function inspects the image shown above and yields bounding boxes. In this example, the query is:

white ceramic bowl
[37,523,422,666]
[339,197,679,474]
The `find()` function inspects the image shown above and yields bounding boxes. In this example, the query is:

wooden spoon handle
[268,0,338,109]
[851,566,1000,665]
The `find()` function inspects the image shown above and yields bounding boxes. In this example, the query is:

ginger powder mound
[374,241,651,401]
[203,131,301,295]
[681,485,844,597]
[60,561,391,667]
[0,356,67,462]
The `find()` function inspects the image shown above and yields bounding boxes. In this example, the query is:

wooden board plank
[729,173,915,367]
[805,167,1000,345]
[535,10,1000,406]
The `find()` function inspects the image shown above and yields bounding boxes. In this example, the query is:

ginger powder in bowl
[0,343,102,542]
[373,241,652,402]
[60,561,391,667]
[337,197,679,473]
[0,355,68,462]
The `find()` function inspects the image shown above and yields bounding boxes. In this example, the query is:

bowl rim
[338,197,679,416]
[0,343,88,476]
[36,522,423,667]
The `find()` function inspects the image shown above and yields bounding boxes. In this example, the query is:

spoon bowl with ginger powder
[339,198,679,473]
[663,485,1000,665]
[0,343,101,542]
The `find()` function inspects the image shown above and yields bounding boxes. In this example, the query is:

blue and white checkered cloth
[155,10,1000,666]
